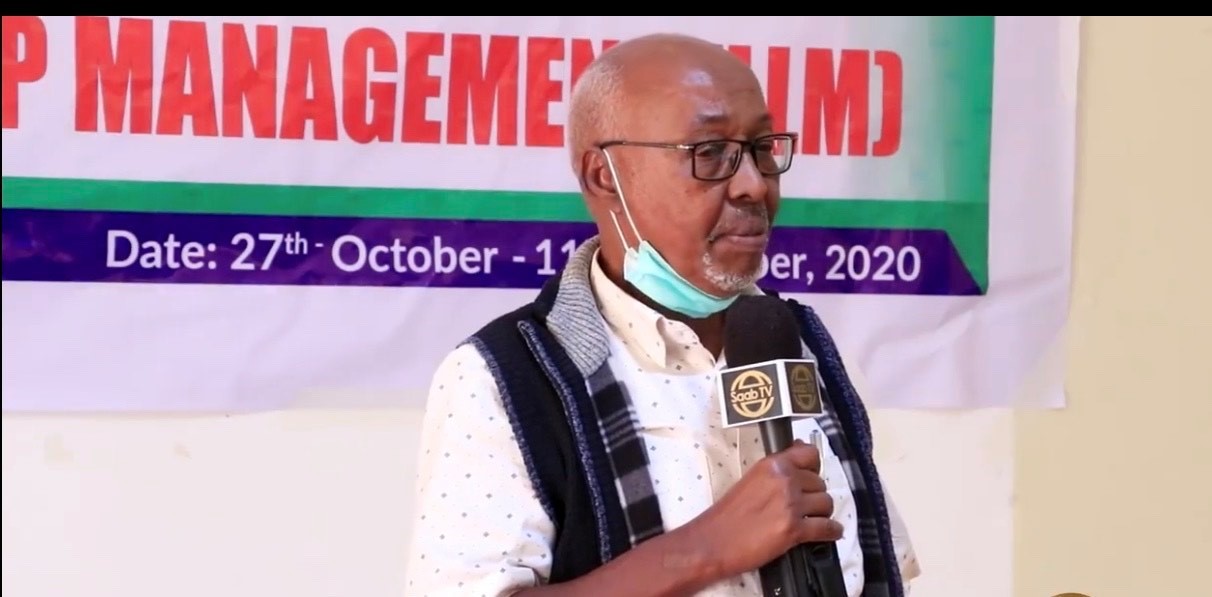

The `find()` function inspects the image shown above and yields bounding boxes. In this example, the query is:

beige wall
[1,16,1209,597]
[1014,15,1212,597]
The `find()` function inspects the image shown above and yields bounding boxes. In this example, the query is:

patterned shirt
[405,253,921,595]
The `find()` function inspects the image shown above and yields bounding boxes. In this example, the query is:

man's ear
[580,150,618,201]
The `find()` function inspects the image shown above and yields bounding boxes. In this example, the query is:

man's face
[606,60,786,297]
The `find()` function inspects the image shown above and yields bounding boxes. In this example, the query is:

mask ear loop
[601,148,643,251]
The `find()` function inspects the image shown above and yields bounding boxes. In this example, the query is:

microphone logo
[717,359,825,428]
[728,370,777,419]
[788,363,821,412]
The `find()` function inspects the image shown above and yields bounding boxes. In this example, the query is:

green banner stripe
[935,16,996,205]
[1,175,978,225]
[2,176,987,290]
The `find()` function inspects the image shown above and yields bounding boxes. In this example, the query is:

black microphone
[718,294,849,597]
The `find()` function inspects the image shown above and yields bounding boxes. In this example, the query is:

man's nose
[727,151,770,202]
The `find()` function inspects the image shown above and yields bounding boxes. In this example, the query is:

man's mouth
[709,225,770,249]
[710,223,769,242]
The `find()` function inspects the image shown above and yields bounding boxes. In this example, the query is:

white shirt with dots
[405,255,921,596]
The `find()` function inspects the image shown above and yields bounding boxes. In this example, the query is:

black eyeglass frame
[596,132,799,181]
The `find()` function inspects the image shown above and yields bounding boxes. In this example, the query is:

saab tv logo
[727,365,780,422]
[788,362,821,413]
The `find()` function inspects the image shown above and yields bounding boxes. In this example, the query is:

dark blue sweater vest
[466,275,902,594]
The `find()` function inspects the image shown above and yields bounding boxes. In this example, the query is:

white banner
[1,16,1077,411]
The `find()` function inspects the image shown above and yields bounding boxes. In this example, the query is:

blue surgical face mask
[601,149,738,319]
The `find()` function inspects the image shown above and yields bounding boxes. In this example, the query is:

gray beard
[702,251,762,293]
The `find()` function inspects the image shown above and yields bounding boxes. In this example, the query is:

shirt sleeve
[885,492,923,591]
[837,347,923,590]
[404,343,556,597]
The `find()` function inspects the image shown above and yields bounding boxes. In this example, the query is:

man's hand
[684,440,843,579]
[515,440,841,597]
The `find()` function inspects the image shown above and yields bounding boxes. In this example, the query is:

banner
[1,16,1078,411]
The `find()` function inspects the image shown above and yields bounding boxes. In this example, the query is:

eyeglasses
[597,133,798,182]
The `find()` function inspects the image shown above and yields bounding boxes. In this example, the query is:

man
[405,33,920,596]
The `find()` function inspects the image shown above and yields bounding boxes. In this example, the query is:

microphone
[718,294,848,597]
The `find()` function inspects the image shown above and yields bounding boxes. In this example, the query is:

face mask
[601,150,738,319]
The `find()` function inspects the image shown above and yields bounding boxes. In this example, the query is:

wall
[1013,15,1212,597]
[3,16,1209,597]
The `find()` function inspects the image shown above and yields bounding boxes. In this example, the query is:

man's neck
[629,279,726,354]
[598,253,728,357]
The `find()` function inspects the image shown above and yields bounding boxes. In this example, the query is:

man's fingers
[798,516,844,543]
[798,488,834,518]
[783,441,821,473]
[792,468,827,494]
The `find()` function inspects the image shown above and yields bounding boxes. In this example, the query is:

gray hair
[566,54,625,176]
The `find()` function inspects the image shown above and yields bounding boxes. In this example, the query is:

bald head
[568,32,784,307]
[566,33,761,176]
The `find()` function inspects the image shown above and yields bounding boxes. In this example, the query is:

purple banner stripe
[1,209,979,296]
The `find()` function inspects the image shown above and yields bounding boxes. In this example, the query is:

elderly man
[405,33,920,596]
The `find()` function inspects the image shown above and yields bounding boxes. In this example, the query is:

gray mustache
[707,206,771,241]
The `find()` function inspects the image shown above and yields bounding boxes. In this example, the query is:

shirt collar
[588,249,762,370]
